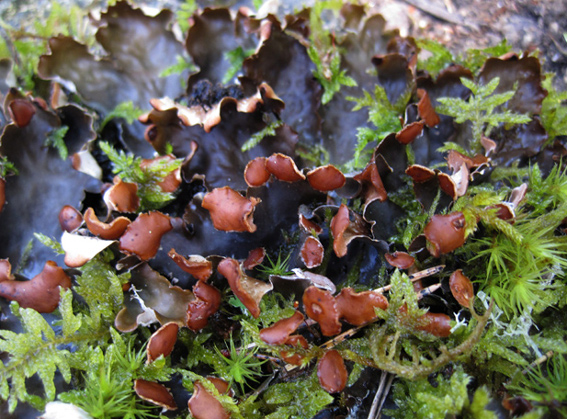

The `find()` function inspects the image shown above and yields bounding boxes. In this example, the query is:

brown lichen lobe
[0,260,71,313]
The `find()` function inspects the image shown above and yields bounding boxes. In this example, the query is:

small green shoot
[470,210,567,316]
[59,332,165,419]
[308,0,356,105]
[176,0,197,33]
[509,354,567,417]
[308,45,357,105]
[33,233,64,255]
[241,120,283,152]
[100,101,144,129]
[44,126,69,160]
[416,38,512,76]
[385,365,472,418]
[415,38,454,76]
[223,46,255,84]
[0,1,92,90]
[262,372,334,419]
[346,84,406,168]
[256,252,292,278]
[296,143,330,167]
[540,74,567,142]
[99,141,182,211]
[0,291,108,412]
[437,77,531,151]
[159,54,196,89]
[214,335,265,394]
[526,163,567,217]
[0,156,18,177]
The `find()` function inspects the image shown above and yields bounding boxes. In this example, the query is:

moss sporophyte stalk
[1,0,567,418]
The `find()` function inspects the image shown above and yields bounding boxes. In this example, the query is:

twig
[549,34,567,56]
[376,373,394,419]
[522,350,554,374]
[375,265,444,294]
[368,371,388,419]
[399,0,479,30]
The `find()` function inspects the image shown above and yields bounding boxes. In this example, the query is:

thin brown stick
[376,373,394,419]
[368,371,388,419]
[399,0,479,30]
[522,350,554,375]
[374,265,444,294]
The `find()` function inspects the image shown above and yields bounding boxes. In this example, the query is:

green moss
[99,141,183,211]
[33,233,65,255]
[0,156,18,178]
[59,330,170,419]
[100,101,144,130]
[241,120,284,152]
[307,0,356,105]
[346,85,406,169]
[44,126,69,160]
[224,46,255,84]
[416,38,512,76]
[1,0,92,90]
[436,77,531,152]
[0,292,108,412]
[540,74,567,142]
[385,364,471,419]
[262,373,334,418]
[214,334,266,394]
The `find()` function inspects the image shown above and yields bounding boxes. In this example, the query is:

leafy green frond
[0,291,107,412]
[223,46,254,84]
[416,38,455,76]
[436,77,531,151]
[0,156,18,177]
[33,1,91,43]
[462,39,512,75]
[309,45,357,105]
[159,54,195,78]
[241,120,283,152]
[346,85,403,168]
[33,232,65,255]
[0,250,133,412]
[100,101,144,129]
[159,54,195,89]
[296,142,331,167]
[263,372,334,419]
[308,0,356,105]
[176,0,197,34]
[44,126,69,160]
[381,270,428,323]
[389,182,429,247]
[255,293,297,328]
[385,364,472,418]
[541,74,567,141]
[416,38,512,77]
[99,141,183,211]
[436,141,470,156]
[467,386,499,419]
[73,250,130,330]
